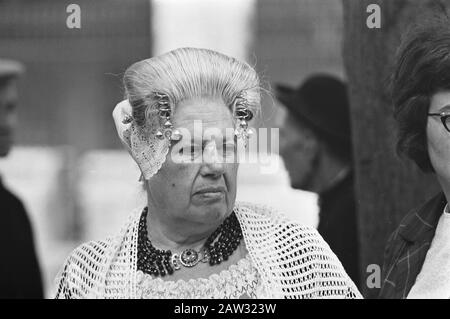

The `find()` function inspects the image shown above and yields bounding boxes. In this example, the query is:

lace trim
[54,202,361,299]
[129,121,170,180]
[135,254,262,299]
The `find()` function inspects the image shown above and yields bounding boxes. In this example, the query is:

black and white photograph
[0,0,449,305]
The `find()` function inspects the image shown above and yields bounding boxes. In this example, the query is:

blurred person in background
[380,16,450,299]
[54,48,361,299]
[0,59,44,298]
[274,75,359,287]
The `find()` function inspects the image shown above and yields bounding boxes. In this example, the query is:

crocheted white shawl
[54,202,362,299]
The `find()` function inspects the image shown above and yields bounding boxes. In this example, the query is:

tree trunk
[342,0,448,298]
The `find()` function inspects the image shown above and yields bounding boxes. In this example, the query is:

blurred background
[0,0,346,297]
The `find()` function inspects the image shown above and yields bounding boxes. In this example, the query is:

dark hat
[0,58,25,80]
[275,74,351,146]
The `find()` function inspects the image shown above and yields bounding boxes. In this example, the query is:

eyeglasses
[428,112,450,133]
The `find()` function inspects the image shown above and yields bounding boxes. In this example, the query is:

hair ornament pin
[122,115,134,125]
[154,92,182,141]
[234,92,254,147]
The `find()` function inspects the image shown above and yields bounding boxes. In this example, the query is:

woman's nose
[201,141,225,177]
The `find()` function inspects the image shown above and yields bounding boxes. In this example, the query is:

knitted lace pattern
[54,202,362,299]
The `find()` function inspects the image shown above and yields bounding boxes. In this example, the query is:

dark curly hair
[392,14,450,172]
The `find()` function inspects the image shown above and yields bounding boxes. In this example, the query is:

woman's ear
[112,99,133,152]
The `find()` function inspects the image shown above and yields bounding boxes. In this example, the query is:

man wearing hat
[275,74,359,287]
[0,59,44,298]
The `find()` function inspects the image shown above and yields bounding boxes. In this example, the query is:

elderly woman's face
[147,97,238,226]
[427,91,450,188]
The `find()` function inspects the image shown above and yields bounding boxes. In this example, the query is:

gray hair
[123,47,260,127]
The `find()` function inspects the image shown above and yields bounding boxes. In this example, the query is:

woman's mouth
[196,192,224,201]
[193,187,226,202]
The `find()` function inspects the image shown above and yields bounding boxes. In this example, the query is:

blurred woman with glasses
[380,15,450,299]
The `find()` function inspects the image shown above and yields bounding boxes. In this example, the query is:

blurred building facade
[0,0,152,296]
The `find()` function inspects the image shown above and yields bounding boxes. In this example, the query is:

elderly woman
[379,17,450,299]
[55,48,360,299]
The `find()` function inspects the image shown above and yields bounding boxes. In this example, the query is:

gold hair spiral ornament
[234,93,254,147]
[154,92,182,141]
[122,115,134,125]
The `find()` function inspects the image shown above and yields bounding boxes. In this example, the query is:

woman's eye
[179,145,194,154]
[222,144,236,156]
[179,145,201,160]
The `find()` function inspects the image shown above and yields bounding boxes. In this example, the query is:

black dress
[317,172,360,288]
[0,177,44,298]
